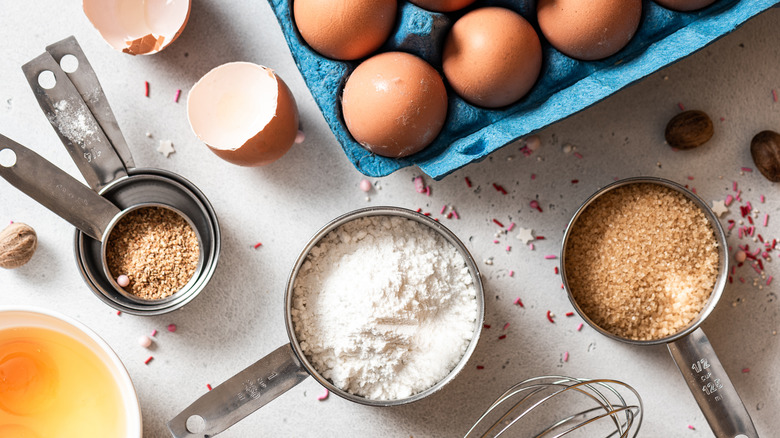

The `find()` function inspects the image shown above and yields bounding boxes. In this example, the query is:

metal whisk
[465,376,643,438]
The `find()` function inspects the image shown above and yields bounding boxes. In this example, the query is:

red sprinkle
[476,365,485,370]
[503,322,510,330]
[207,384,213,391]
[514,297,524,307]
[536,236,545,240]
[565,312,574,317]
[531,174,536,180]
[493,218,505,228]
[554,266,559,274]
[571,179,579,184]
[493,183,508,194]
[573,152,583,159]
[144,356,153,365]
[167,324,177,332]
[546,310,555,323]
[144,81,149,97]
[318,389,330,401]
[498,335,507,340]
[465,177,472,188]
[774,89,778,102]
[116,311,122,316]
[742,368,751,373]
[687,176,694,180]
[741,167,753,172]
[677,102,685,111]
[530,200,543,212]
[483,324,491,329]
[254,242,263,249]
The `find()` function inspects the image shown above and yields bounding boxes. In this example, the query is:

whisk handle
[668,328,758,438]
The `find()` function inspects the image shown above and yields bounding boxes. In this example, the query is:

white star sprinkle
[157,140,175,158]
[516,227,534,244]
[711,200,728,217]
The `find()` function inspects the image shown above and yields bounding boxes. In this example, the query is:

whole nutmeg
[751,130,780,182]
[0,222,38,269]
[665,110,714,149]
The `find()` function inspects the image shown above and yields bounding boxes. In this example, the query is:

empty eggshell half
[82,0,191,55]
[187,62,300,167]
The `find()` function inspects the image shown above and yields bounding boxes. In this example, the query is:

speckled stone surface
[1,1,780,437]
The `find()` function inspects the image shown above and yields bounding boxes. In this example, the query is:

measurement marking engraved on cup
[234,372,280,402]
[691,357,723,399]
[55,184,88,206]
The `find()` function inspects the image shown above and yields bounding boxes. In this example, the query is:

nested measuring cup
[0,36,219,315]
[0,138,218,315]
[167,206,485,438]
[561,177,757,438]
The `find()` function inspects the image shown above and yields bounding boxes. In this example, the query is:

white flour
[291,215,478,401]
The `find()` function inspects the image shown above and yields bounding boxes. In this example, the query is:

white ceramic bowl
[0,306,142,437]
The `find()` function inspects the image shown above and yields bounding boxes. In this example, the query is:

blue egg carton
[268,0,779,179]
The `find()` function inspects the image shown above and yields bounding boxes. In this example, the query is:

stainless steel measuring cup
[560,177,758,438]
[167,206,485,438]
[0,36,220,315]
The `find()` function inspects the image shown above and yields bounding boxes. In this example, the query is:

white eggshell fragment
[187,62,300,166]
[82,0,191,55]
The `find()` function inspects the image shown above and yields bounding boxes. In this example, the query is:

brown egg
[537,0,642,61]
[443,7,542,108]
[342,52,448,158]
[187,62,299,167]
[294,0,397,61]
[653,0,715,12]
[408,0,476,12]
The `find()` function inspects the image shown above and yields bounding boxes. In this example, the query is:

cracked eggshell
[82,0,191,55]
[187,62,300,167]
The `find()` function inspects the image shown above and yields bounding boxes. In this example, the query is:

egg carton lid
[269,0,780,180]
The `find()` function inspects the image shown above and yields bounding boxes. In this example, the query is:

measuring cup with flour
[168,206,485,437]
[561,177,757,437]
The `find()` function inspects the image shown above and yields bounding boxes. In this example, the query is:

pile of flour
[291,215,478,401]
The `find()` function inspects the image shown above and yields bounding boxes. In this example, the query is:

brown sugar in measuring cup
[105,206,201,302]
[561,177,758,437]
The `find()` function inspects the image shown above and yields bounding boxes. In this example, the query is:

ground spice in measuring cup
[105,206,200,300]
[564,183,719,341]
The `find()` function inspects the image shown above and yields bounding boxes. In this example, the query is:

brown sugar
[106,206,200,300]
[564,183,719,341]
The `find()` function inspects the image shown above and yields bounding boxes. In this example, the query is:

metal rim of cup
[100,202,206,305]
[75,168,220,316]
[283,206,486,406]
[0,305,143,437]
[560,177,729,346]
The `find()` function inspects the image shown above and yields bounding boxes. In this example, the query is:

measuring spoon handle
[0,134,121,241]
[167,344,309,438]
[668,328,758,438]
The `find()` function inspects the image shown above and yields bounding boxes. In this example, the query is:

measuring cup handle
[167,344,310,438]
[667,328,758,438]
[0,134,120,241]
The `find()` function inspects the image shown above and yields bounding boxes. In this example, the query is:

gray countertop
[1,1,779,436]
